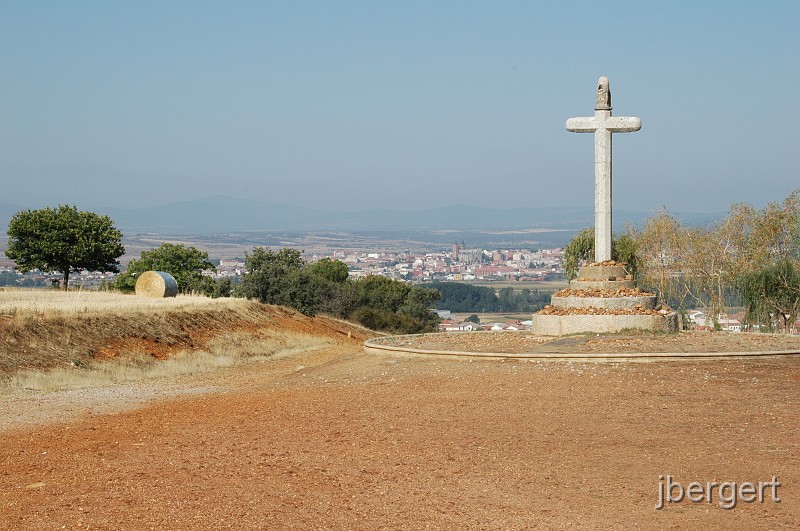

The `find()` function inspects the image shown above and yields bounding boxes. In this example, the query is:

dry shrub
[205,331,336,360]
[6,351,234,391]
[3,331,335,392]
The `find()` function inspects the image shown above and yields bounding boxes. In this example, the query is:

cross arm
[565,117,597,133]
[604,116,642,133]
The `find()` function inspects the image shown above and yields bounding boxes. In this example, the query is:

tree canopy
[113,243,216,295]
[630,189,800,331]
[737,259,800,333]
[236,247,440,333]
[6,205,124,291]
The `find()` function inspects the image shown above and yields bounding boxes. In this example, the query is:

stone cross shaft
[566,76,641,263]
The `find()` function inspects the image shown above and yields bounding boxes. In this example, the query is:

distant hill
[1,196,724,235]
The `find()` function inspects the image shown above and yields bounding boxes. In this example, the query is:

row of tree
[429,281,550,313]
[633,190,800,332]
[234,248,440,333]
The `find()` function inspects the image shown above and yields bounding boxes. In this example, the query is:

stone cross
[566,76,641,263]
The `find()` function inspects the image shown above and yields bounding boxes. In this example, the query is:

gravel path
[372,330,800,354]
[1,336,798,528]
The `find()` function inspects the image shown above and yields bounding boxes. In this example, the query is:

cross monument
[566,76,641,263]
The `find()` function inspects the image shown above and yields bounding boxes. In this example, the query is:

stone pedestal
[530,263,678,336]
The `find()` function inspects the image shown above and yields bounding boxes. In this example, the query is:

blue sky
[1,1,798,215]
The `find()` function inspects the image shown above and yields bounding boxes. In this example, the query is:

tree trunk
[62,270,69,291]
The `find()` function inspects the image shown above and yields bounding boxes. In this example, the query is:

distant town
[0,243,566,288]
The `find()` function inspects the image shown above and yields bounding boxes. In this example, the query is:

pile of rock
[538,306,670,317]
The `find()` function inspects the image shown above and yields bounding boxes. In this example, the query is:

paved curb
[364,335,800,363]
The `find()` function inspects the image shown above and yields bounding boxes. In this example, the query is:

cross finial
[595,75,611,111]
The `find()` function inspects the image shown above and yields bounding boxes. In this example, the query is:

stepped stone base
[551,294,656,310]
[530,312,679,336]
[532,263,677,336]
[578,265,628,280]
[570,279,636,290]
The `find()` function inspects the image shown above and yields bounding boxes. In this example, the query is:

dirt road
[1,344,798,529]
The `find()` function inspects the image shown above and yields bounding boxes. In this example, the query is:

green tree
[307,258,349,283]
[562,228,595,282]
[464,314,481,324]
[351,275,441,333]
[234,246,440,331]
[632,210,686,307]
[212,277,234,298]
[0,270,22,286]
[738,259,800,333]
[113,243,216,295]
[6,205,124,291]
[498,287,516,312]
[237,247,306,307]
[306,258,354,316]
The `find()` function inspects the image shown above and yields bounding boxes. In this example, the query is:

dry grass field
[0,289,372,391]
[0,288,232,316]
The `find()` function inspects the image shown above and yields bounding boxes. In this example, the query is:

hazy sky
[1,1,798,215]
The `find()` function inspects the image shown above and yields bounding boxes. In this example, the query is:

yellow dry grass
[5,331,336,392]
[0,288,231,318]
[0,288,371,393]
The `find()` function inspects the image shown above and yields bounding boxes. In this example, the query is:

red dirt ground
[1,334,798,529]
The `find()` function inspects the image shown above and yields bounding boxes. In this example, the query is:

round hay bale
[135,271,179,298]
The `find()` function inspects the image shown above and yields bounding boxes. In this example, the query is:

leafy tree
[516,288,551,313]
[307,259,355,316]
[627,191,800,326]
[498,287,516,312]
[429,281,548,313]
[353,275,413,313]
[212,277,234,298]
[307,258,349,283]
[0,270,21,286]
[562,228,595,282]
[350,275,440,333]
[632,210,686,307]
[237,247,306,307]
[613,233,639,278]
[113,243,216,295]
[464,314,481,324]
[6,205,124,291]
[737,259,800,333]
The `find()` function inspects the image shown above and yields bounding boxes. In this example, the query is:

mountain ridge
[0,196,725,235]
